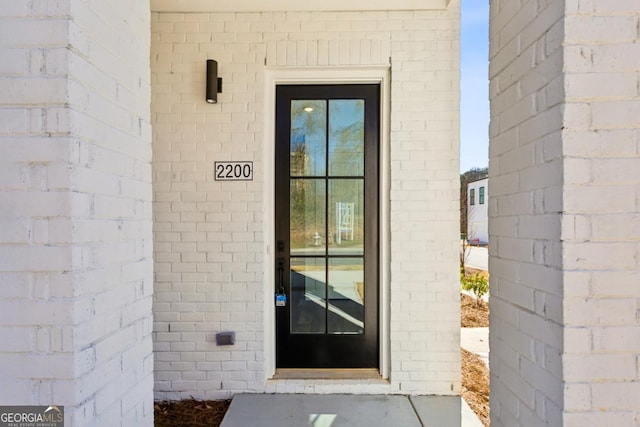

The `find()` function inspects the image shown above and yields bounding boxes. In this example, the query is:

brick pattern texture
[0,1,153,426]
[562,2,640,425]
[151,6,461,400]
[489,0,565,425]
[490,0,640,426]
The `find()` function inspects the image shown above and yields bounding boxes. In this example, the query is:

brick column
[0,1,153,425]
[561,3,640,425]
[490,1,640,425]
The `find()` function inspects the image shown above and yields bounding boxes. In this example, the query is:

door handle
[275,257,287,307]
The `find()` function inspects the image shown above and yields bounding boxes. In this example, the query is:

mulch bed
[461,293,489,327]
[154,399,231,427]
[461,289,490,426]
[461,348,490,426]
[154,294,491,427]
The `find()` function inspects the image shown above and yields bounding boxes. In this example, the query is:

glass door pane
[290,257,326,334]
[328,258,364,334]
[288,97,367,336]
[290,179,326,256]
[328,179,364,255]
[291,100,326,177]
[329,100,365,176]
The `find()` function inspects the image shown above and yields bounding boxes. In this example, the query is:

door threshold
[273,368,382,380]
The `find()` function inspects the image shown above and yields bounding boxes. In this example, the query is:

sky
[459,0,490,173]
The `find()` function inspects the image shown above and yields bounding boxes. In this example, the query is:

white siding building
[467,178,488,244]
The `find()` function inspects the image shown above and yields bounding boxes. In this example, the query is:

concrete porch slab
[410,395,460,426]
[220,393,482,427]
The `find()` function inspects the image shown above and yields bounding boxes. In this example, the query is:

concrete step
[221,393,483,427]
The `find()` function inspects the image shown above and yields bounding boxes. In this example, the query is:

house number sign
[214,161,253,181]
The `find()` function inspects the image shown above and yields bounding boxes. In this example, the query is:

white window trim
[263,66,391,381]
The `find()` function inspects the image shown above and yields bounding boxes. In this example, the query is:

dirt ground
[154,295,491,427]
[461,291,490,426]
[462,348,490,426]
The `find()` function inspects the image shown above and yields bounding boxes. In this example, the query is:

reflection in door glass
[328,179,364,256]
[328,258,364,335]
[290,258,326,334]
[290,179,326,256]
[291,100,327,177]
[329,100,364,176]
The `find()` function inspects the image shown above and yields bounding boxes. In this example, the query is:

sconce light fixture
[206,59,222,104]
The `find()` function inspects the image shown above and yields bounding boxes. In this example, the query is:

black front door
[275,84,380,369]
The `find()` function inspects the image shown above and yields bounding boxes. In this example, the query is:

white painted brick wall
[152,4,460,399]
[489,0,565,425]
[562,2,640,425]
[68,1,154,423]
[0,1,153,426]
[0,0,75,410]
[491,0,640,426]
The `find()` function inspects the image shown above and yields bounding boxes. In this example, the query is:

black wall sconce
[206,59,222,104]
